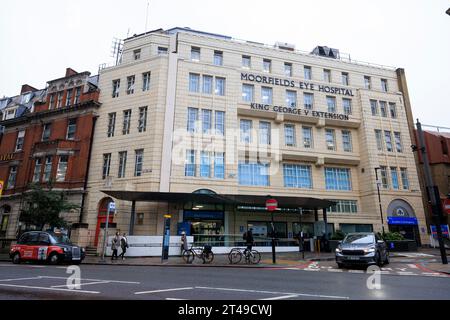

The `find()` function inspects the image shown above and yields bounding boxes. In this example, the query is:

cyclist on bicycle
[243,228,254,257]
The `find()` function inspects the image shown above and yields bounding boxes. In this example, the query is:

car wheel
[375,252,382,267]
[384,253,390,265]
[12,252,21,264]
[48,253,60,265]
[337,263,343,269]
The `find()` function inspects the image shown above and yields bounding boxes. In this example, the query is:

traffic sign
[443,198,450,215]
[108,202,116,212]
[266,198,278,212]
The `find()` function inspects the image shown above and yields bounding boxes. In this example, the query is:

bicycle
[228,247,261,264]
[182,245,214,264]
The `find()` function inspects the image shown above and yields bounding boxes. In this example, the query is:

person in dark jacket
[243,228,254,256]
[119,233,129,260]
[111,232,120,261]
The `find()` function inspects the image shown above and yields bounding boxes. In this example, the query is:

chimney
[65,68,78,77]
[20,84,38,94]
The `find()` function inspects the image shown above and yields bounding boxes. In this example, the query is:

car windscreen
[49,233,72,245]
[343,234,375,245]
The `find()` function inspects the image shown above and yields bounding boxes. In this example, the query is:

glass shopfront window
[183,210,225,244]
[248,221,287,239]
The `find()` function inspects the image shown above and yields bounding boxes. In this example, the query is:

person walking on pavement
[243,228,254,257]
[111,232,120,261]
[180,231,188,255]
[119,232,129,260]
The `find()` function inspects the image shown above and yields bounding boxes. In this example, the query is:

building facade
[0,68,100,243]
[82,27,428,251]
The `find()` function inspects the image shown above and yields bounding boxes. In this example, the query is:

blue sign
[184,210,224,220]
[430,225,449,239]
[108,202,116,212]
[161,215,171,261]
[387,217,418,225]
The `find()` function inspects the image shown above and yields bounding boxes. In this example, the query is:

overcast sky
[1,0,449,127]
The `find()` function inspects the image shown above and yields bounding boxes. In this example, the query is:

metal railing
[190,234,299,247]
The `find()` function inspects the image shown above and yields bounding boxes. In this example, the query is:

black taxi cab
[10,231,85,265]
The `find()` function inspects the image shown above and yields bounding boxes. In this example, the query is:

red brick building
[0,68,100,243]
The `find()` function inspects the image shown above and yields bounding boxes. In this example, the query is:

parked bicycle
[228,247,261,264]
[182,245,214,264]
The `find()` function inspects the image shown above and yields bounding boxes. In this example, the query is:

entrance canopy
[101,190,335,210]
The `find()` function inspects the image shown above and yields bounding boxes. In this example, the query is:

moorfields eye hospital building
[2,27,429,253]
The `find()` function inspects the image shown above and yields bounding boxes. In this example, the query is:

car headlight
[364,247,375,254]
[335,246,342,253]
[81,247,85,252]
[62,247,68,252]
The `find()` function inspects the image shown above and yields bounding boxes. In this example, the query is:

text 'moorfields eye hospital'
[1,27,429,253]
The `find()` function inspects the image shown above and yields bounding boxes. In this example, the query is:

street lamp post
[374,168,386,235]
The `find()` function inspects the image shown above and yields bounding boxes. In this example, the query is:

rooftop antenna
[145,1,150,33]
[110,37,124,66]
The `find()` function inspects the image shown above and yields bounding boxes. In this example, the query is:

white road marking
[348,270,364,274]
[327,269,343,272]
[40,276,140,284]
[135,287,194,295]
[408,264,418,269]
[166,298,187,300]
[0,276,43,282]
[261,294,299,300]
[195,286,349,300]
[0,283,99,294]
[52,281,111,288]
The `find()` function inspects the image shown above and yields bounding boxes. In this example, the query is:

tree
[19,182,79,231]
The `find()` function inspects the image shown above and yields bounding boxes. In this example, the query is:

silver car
[335,232,389,268]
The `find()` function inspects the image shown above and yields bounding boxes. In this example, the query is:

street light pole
[374,168,386,235]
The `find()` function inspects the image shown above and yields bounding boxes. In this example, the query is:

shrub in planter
[382,232,405,241]
[331,230,346,240]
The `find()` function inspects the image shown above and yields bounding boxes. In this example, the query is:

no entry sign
[266,199,278,212]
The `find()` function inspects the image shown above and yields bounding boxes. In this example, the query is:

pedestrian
[243,228,254,256]
[180,231,188,254]
[119,232,129,260]
[111,232,120,261]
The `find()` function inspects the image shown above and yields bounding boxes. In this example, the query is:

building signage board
[430,225,449,239]
[184,210,224,220]
[249,102,350,120]
[387,217,418,225]
[0,154,14,162]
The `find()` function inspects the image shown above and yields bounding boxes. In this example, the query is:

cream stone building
[80,27,427,252]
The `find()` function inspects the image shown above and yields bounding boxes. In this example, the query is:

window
[118,151,127,178]
[304,66,312,80]
[202,109,212,134]
[381,79,388,92]
[391,167,399,189]
[328,200,358,214]
[261,87,273,104]
[303,93,314,110]
[185,150,196,177]
[379,101,387,117]
[286,90,297,107]
[74,87,81,104]
[323,69,331,83]
[33,158,42,182]
[302,126,313,148]
[326,96,336,113]
[126,76,135,94]
[134,49,141,60]
[325,129,336,151]
[0,215,9,232]
[263,59,271,72]
[215,111,225,135]
[134,149,144,177]
[15,130,25,151]
[191,47,200,61]
[189,73,200,92]
[137,213,144,225]
[138,106,148,133]
[380,166,389,189]
[340,224,372,233]
[49,94,55,109]
[158,47,168,55]
[394,132,403,152]
[7,166,17,189]
[342,130,353,152]
[56,156,68,182]
[259,121,271,145]
[142,72,151,91]
[214,51,223,66]
[283,164,312,188]
[242,55,251,68]
[375,129,383,151]
[187,107,198,133]
[343,98,352,115]
[202,75,213,94]
[102,153,111,179]
[112,80,120,98]
[66,119,77,140]
[65,89,72,107]
[42,123,51,141]
[342,72,349,85]
[214,152,225,179]
[238,162,270,186]
[107,112,116,137]
[384,130,393,152]
[200,151,211,178]
[242,84,254,102]
[400,168,409,190]
[122,110,131,135]
[284,124,296,147]
[325,167,352,191]
[389,103,397,118]
[364,76,371,89]
[43,156,52,182]
[284,63,293,77]
[215,77,226,96]
[57,92,63,108]
[370,100,378,116]
[240,119,252,143]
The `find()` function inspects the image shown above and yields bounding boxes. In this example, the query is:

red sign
[266,199,278,212]
[443,198,450,215]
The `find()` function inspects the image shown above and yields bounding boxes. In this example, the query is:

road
[0,261,449,300]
